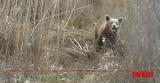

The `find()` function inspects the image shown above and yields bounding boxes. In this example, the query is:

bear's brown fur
[95,15,122,52]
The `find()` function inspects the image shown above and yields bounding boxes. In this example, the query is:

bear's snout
[113,25,116,28]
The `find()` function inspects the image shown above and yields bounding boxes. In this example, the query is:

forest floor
[1,24,134,83]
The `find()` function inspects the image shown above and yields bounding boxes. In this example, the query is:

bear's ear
[118,17,123,23]
[105,15,110,21]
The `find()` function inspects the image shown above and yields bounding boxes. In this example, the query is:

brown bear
[95,15,123,52]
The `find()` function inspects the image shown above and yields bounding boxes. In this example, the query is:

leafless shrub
[0,0,159,83]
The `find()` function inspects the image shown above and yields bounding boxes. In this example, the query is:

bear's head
[105,15,123,33]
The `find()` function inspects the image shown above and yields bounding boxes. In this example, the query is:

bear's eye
[111,22,113,24]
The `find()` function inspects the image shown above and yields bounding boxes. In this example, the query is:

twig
[70,38,90,57]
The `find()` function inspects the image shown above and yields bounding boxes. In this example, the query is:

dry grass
[0,0,158,83]
[0,0,95,66]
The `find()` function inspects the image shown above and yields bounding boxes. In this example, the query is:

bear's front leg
[96,36,104,52]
